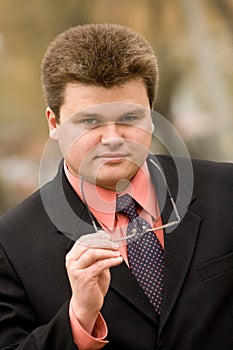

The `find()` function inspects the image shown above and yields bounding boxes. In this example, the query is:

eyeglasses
[80,158,180,243]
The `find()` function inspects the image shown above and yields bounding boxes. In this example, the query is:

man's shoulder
[0,191,41,233]
[189,157,233,186]
[156,154,233,175]
[156,154,233,197]
[0,180,54,234]
[191,157,233,172]
[0,178,62,258]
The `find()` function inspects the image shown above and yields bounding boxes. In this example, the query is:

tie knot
[116,194,138,221]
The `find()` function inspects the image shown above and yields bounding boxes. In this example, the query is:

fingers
[69,248,122,270]
[65,230,122,330]
[66,230,123,272]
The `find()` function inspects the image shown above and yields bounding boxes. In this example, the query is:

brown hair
[41,23,159,120]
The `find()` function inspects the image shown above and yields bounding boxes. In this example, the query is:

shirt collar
[64,161,158,231]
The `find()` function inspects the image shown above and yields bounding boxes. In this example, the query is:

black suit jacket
[0,155,232,350]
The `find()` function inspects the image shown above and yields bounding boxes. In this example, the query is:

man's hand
[65,230,123,334]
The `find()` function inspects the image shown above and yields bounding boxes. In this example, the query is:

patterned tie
[116,194,164,314]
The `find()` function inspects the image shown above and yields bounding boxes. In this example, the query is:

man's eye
[121,115,137,123]
[83,118,99,125]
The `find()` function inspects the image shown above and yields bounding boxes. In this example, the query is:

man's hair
[41,23,159,120]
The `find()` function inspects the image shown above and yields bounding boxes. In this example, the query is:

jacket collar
[147,155,201,332]
[40,161,97,245]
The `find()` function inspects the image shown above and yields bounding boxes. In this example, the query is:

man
[0,23,232,350]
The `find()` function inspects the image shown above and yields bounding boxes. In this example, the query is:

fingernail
[115,251,121,256]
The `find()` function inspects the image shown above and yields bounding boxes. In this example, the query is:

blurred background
[0,0,232,214]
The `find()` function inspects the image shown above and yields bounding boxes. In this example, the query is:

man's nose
[100,123,124,147]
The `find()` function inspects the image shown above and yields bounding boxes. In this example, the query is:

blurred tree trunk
[180,0,233,160]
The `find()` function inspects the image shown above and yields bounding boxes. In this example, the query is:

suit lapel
[40,162,96,242]
[110,261,159,324]
[159,209,201,334]
[148,155,202,333]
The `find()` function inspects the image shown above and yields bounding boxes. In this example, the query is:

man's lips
[95,153,129,162]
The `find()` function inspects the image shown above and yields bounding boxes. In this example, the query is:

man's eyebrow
[119,108,146,115]
[71,112,102,120]
[71,107,148,120]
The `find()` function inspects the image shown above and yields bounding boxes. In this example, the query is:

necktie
[116,194,164,314]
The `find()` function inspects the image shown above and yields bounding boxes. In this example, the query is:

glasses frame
[80,158,181,243]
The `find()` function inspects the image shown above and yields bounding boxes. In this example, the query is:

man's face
[47,79,154,191]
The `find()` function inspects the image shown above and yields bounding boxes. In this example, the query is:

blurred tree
[213,0,233,32]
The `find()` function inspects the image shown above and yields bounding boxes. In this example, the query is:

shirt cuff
[69,301,108,350]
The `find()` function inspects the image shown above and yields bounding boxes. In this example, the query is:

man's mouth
[96,153,128,162]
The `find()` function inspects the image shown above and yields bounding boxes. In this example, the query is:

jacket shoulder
[0,182,53,244]
[190,157,233,189]
[157,154,233,177]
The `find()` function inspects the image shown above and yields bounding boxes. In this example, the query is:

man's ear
[46,107,58,141]
[150,118,155,134]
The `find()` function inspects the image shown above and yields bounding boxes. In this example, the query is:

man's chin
[95,170,139,191]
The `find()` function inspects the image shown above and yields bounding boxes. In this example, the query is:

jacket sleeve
[0,244,78,350]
